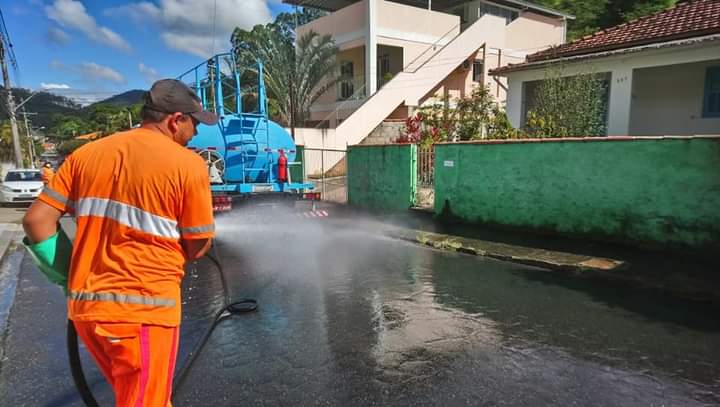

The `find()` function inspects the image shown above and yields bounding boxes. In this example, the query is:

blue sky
[2,0,295,105]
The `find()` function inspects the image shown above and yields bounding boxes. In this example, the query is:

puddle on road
[174,214,720,406]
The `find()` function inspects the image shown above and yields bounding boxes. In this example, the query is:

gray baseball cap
[144,79,219,125]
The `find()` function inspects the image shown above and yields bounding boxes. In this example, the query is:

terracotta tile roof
[527,0,720,63]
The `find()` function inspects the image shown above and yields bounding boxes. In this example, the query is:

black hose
[67,321,99,407]
[66,244,257,406]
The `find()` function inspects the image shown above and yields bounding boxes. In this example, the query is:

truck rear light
[302,192,321,201]
[212,195,232,212]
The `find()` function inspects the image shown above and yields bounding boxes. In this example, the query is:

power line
[0,7,17,72]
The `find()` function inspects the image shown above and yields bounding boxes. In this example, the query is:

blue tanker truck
[177,53,317,212]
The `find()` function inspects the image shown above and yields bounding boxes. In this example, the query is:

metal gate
[301,147,348,204]
[416,145,434,208]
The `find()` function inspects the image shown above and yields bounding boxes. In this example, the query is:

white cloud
[79,62,126,84]
[50,60,126,85]
[46,26,71,45]
[105,0,272,57]
[46,0,131,51]
[138,63,159,84]
[41,83,71,90]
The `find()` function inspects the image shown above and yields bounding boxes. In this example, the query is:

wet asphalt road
[1,215,719,406]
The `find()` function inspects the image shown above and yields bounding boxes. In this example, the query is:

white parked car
[0,169,44,204]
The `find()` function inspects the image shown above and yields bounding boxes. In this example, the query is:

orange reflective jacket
[38,128,214,327]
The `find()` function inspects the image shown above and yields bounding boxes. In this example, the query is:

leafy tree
[525,66,608,137]
[57,139,90,156]
[532,0,678,40]
[0,120,16,162]
[232,26,338,129]
[398,86,520,145]
[231,8,337,130]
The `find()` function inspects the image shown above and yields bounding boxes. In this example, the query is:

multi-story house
[285,0,572,145]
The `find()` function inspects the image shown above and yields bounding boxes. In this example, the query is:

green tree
[0,121,16,162]
[232,26,338,129]
[525,66,608,137]
[532,0,677,40]
[231,8,337,130]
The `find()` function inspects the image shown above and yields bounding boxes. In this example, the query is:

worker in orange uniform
[22,79,218,406]
[41,162,54,185]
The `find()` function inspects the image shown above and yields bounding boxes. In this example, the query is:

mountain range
[0,88,145,129]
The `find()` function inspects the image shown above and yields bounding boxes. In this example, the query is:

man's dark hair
[140,104,170,123]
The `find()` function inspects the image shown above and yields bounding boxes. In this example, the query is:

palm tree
[232,27,339,134]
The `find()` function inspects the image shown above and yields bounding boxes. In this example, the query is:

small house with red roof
[491,0,720,136]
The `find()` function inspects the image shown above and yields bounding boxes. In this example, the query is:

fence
[416,145,435,208]
[302,147,348,204]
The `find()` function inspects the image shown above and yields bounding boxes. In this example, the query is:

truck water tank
[188,115,297,184]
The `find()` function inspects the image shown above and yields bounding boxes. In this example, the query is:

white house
[491,0,720,136]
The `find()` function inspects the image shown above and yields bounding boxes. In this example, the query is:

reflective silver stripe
[180,224,215,235]
[43,187,75,208]
[76,197,180,239]
[69,291,176,307]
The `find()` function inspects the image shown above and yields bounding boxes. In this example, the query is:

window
[340,81,354,99]
[473,60,484,83]
[4,171,41,182]
[703,66,720,118]
[339,61,355,100]
[478,2,519,25]
[340,61,353,78]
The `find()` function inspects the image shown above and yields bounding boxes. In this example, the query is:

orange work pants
[73,321,180,407]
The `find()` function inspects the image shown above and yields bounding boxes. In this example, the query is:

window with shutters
[703,66,720,118]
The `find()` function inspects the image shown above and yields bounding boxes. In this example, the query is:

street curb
[0,225,23,265]
[384,227,627,273]
[381,227,720,302]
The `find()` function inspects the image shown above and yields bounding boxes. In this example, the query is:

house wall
[296,0,366,46]
[503,41,720,135]
[630,60,720,135]
[505,11,565,52]
[313,46,366,108]
[434,137,720,250]
[377,0,460,43]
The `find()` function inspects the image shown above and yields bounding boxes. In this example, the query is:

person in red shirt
[23,79,218,406]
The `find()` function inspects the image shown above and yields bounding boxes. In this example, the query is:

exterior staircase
[335,14,506,146]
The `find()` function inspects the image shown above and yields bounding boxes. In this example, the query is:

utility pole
[21,109,37,168]
[0,35,23,168]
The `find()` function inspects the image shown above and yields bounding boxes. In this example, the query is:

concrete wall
[630,60,720,135]
[377,0,460,42]
[364,121,406,145]
[297,0,366,46]
[348,144,417,211]
[505,11,565,52]
[434,137,720,250]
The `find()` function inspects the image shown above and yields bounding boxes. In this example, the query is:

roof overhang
[490,33,720,76]
[282,0,574,19]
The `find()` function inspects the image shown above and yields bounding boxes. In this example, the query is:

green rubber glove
[22,227,72,294]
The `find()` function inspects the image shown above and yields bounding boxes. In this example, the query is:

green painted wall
[434,138,720,249]
[290,145,304,183]
[348,144,417,211]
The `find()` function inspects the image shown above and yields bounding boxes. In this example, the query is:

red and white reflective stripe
[298,210,328,218]
[187,146,197,150]
[226,146,239,150]
[206,146,217,151]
